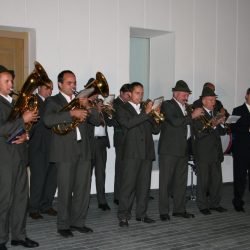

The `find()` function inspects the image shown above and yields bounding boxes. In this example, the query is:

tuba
[52,72,109,135]
[8,61,51,133]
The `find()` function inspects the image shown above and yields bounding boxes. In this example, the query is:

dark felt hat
[200,86,217,97]
[0,65,15,78]
[172,80,192,93]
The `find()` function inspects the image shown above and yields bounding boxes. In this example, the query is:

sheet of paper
[225,115,241,124]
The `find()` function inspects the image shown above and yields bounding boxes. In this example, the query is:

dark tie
[209,111,213,117]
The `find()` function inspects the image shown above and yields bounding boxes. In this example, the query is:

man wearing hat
[192,87,227,215]
[193,82,229,118]
[158,80,203,221]
[0,65,39,249]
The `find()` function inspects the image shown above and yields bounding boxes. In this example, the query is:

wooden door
[0,30,28,91]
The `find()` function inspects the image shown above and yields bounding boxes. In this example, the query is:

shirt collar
[0,94,12,103]
[38,94,45,101]
[245,102,250,112]
[60,91,75,103]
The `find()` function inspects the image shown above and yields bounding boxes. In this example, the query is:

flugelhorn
[52,72,109,135]
[142,96,165,124]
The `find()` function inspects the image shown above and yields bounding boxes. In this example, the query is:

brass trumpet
[186,104,225,132]
[142,96,165,124]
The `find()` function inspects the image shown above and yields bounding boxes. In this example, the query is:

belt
[94,136,105,139]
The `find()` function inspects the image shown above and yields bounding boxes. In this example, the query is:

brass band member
[158,80,203,221]
[117,82,160,227]
[113,83,131,205]
[0,65,39,249]
[43,70,101,237]
[232,88,250,212]
[29,81,57,219]
[193,87,227,215]
[193,82,229,118]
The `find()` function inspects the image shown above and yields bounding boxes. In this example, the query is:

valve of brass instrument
[143,96,165,124]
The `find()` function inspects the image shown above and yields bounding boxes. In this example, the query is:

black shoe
[200,209,211,215]
[98,203,111,211]
[70,225,93,233]
[114,199,119,205]
[57,229,74,238]
[0,243,7,250]
[41,207,57,216]
[160,214,170,221]
[234,205,245,212]
[172,211,195,218]
[136,217,155,223]
[11,237,39,248]
[210,206,227,213]
[149,196,154,200]
[119,219,129,227]
[29,212,43,220]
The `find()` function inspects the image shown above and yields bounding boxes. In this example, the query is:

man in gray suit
[88,97,112,211]
[113,83,131,205]
[0,65,39,249]
[193,87,227,215]
[158,80,203,221]
[29,81,58,219]
[116,82,160,227]
[43,70,100,238]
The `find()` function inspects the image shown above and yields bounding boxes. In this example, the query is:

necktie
[209,111,213,117]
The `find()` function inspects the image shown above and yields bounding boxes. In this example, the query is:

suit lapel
[125,102,139,116]
[243,103,250,115]
[0,95,13,108]
[171,99,185,117]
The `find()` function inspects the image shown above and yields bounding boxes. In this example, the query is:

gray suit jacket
[0,96,28,164]
[193,109,225,163]
[43,93,101,162]
[116,102,160,160]
[158,99,193,157]
[113,97,125,147]
[231,103,250,158]
[29,94,51,159]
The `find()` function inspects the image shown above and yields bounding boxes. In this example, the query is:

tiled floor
[7,184,250,249]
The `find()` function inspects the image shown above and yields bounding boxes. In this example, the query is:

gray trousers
[159,155,188,215]
[0,158,28,244]
[118,158,152,220]
[29,149,57,212]
[91,137,107,205]
[114,145,123,201]
[196,161,222,210]
[56,143,91,230]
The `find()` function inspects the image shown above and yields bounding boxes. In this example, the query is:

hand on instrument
[79,97,89,107]
[12,132,28,144]
[211,116,226,127]
[70,109,88,122]
[191,108,204,119]
[145,101,153,114]
[22,110,39,123]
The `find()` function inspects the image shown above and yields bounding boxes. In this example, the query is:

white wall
[1,0,250,192]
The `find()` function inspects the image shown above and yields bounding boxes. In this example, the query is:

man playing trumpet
[192,87,227,215]
[158,80,203,221]
[116,82,160,227]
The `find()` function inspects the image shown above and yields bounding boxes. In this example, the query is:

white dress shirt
[129,101,141,114]
[60,91,81,141]
[0,94,12,103]
[173,98,191,139]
